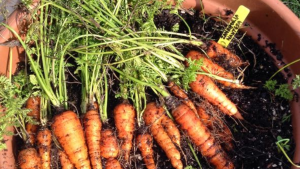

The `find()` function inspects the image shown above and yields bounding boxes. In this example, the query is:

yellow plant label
[217,5,250,47]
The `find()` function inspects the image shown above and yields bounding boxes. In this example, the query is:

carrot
[196,106,234,151]
[143,102,183,169]
[186,50,254,89]
[51,110,91,169]
[114,102,136,161]
[206,40,244,67]
[105,158,122,169]
[136,134,156,169]
[36,128,52,169]
[167,81,197,114]
[171,103,234,169]
[189,74,244,119]
[58,150,75,169]
[83,108,102,169]
[18,147,42,169]
[161,115,181,147]
[100,129,119,159]
[25,96,41,145]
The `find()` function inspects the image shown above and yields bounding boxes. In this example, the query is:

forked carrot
[58,150,75,169]
[136,134,156,169]
[171,103,234,169]
[105,158,122,169]
[25,96,41,145]
[206,40,244,67]
[36,128,52,169]
[114,102,136,161]
[51,111,91,169]
[143,102,183,169]
[18,147,42,169]
[83,108,102,169]
[167,81,197,114]
[100,129,119,159]
[186,50,254,89]
[189,74,244,119]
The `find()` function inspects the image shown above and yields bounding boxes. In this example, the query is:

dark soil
[150,10,295,169]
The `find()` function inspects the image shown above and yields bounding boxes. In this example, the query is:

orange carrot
[18,148,42,169]
[105,158,122,169]
[25,96,41,145]
[196,106,234,151]
[143,102,183,169]
[100,129,119,159]
[36,128,52,169]
[114,102,136,161]
[206,40,244,67]
[171,103,234,169]
[186,50,254,89]
[58,150,75,169]
[51,111,91,169]
[189,74,244,119]
[83,109,102,169]
[168,81,197,114]
[136,134,156,169]
[161,115,181,147]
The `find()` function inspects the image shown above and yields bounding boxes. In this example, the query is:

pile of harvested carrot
[0,0,262,169]
[11,41,252,169]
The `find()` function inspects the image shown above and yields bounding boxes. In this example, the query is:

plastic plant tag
[217,5,250,48]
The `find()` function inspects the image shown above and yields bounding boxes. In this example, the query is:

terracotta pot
[0,0,299,168]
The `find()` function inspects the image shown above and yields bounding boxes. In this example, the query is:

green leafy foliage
[277,136,290,152]
[181,58,203,91]
[292,74,300,90]
[275,84,293,101]
[264,79,277,91]
[0,75,32,150]
[264,80,293,101]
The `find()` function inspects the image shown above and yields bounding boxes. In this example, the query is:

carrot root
[37,128,52,169]
[100,129,119,159]
[83,109,102,169]
[136,134,156,169]
[114,102,136,162]
[18,148,42,169]
[51,110,91,169]
[58,150,75,169]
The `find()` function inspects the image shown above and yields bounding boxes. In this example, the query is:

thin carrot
[143,102,183,169]
[136,134,156,169]
[51,110,91,169]
[161,115,181,147]
[25,96,41,145]
[58,150,75,169]
[83,108,102,169]
[189,74,244,119]
[171,103,234,169]
[168,81,197,114]
[36,128,52,169]
[186,50,254,89]
[196,106,234,151]
[100,129,119,159]
[18,147,42,169]
[114,102,136,161]
[105,158,122,169]
[206,40,244,67]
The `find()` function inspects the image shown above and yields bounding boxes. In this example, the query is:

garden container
[0,0,299,168]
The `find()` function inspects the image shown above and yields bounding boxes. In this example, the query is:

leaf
[275,84,293,101]
[292,74,300,90]
[264,80,277,91]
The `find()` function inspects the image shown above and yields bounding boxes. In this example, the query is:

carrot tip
[233,112,244,120]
